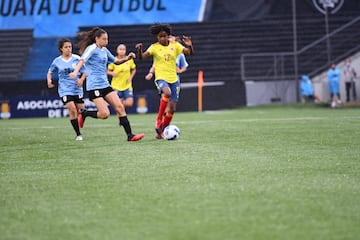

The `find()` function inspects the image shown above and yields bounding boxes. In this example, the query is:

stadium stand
[84,14,360,91]
[14,13,360,94]
[240,14,360,80]
[0,29,33,82]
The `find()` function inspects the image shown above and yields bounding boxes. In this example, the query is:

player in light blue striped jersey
[69,27,144,142]
[47,38,86,141]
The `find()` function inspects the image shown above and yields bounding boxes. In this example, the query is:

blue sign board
[0,0,205,37]
[0,91,152,119]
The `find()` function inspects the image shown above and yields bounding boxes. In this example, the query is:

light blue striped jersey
[81,43,116,91]
[48,54,84,97]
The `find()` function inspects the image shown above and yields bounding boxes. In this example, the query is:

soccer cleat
[78,110,86,128]
[155,132,164,139]
[155,123,163,139]
[75,135,83,141]
[128,133,145,142]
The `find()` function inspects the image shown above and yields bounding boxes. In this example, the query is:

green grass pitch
[1,104,359,240]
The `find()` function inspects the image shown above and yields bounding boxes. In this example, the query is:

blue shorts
[117,88,133,100]
[329,80,340,94]
[155,80,180,102]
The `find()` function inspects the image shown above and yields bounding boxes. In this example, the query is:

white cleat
[75,135,83,141]
[331,101,336,108]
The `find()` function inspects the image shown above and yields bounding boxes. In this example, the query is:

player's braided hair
[149,23,172,36]
[77,27,107,55]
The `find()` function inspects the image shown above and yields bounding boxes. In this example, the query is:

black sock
[119,116,132,137]
[70,119,81,136]
[82,109,98,119]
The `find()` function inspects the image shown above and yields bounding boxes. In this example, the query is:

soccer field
[1,104,359,240]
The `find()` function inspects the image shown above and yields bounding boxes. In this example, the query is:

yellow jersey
[108,59,136,91]
[147,42,184,84]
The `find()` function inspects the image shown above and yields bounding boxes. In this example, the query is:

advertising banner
[0,91,152,119]
[0,0,206,37]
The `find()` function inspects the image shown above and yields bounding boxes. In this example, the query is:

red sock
[161,111,174,133]
[156,95,169,127]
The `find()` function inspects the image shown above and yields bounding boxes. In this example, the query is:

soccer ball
[163,125,180,140]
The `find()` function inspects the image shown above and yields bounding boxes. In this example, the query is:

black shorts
[88,86,114,101]
[61,95,84,104]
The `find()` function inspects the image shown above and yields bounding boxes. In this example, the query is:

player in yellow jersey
[107,44,136,108]
[136,23,193,139]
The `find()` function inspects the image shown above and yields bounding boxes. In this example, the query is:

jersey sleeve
[175,42,185,56]
[48,59,58,74]
[81,44,96,62]
[108,63,115,71]
[146,44,154,55]
[105,48,115,64]
[130,59,136,70]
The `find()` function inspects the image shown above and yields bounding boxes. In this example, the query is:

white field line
[5,124,113,130]
[4,115,360,130]
[177,115,360,125]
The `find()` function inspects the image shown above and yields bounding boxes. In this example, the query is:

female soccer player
[107,44,136,108]
[136,24,193,139]
[69,27,144,142]
[145,35,189,82]
[47,38,86,141]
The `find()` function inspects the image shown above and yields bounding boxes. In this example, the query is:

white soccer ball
[163,125,180,140]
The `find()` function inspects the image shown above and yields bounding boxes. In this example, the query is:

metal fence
[241,15,360,82]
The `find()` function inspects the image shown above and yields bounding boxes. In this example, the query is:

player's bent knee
[98,111,110,119]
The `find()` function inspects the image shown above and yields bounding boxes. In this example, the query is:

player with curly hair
[136,23,193,139]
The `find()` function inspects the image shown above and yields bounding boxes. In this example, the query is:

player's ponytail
[77,27,106,55]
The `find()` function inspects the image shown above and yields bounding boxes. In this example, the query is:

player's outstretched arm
[182,36,193,55]
[114,52,136,65]
[136,43,151,60]
[69,59,85,79]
